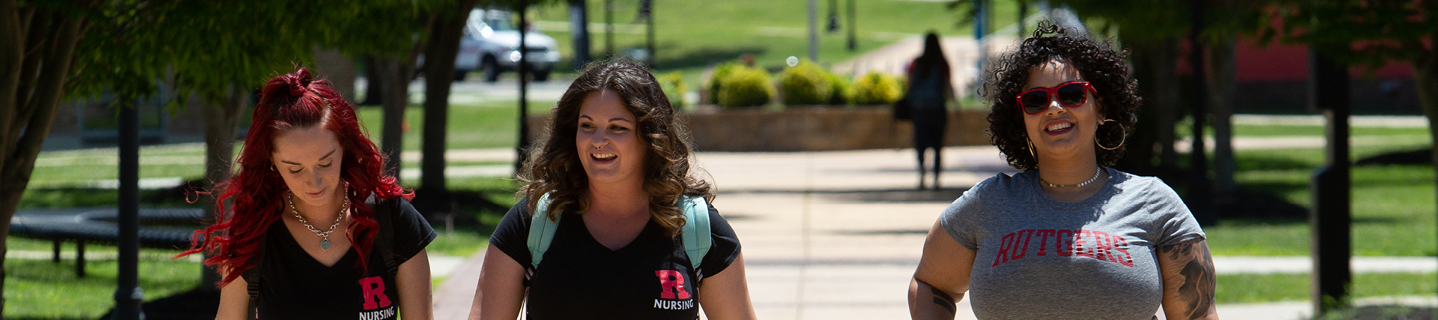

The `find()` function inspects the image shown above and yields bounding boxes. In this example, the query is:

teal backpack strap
[680,195,712,272]
[526,193,560,270]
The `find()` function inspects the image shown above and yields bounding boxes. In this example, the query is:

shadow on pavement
[654,45,767,70]
[1216,190,1308,224]
[720,187,971,204]
[829,229,929,236]
[1317,305,1436,320]
[1356,147,1432,166]
[100,287,218,320]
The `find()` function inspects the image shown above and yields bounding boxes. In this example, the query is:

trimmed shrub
[854,72,903,105]
[718,67,774,108]
[827,72,854,105]
[706,62,744,105]
[777,60,833,105]
[658,71,687,109]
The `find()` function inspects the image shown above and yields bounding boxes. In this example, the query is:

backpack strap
[526,193,560,271]
[372,196,399,277]
[244,229,267,320]
[525,194,712,277]
[679,195,712,271]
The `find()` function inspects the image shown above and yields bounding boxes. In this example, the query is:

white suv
[459,8,561,82]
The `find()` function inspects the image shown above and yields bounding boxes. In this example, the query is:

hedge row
[705,60,901,108]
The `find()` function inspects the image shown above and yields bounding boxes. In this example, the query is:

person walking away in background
[907,32,956,190]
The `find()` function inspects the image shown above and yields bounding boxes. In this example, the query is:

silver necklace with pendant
[288,191,348,251]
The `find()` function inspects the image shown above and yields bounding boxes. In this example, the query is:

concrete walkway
[429,146,1438,319]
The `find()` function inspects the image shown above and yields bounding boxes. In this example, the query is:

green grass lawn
[22,101,531,189]
[4,258,203,319]
[11,103,528,317]
[1200,129,1437,257]
[353,100,555,152]
[1233,124,1432,137]
[530,0,1022,89]
[1218,273,1437,304]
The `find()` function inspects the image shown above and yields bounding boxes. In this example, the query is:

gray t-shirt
[941,167,1205,319]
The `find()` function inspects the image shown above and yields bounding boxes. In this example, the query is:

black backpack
[242,196,399,320]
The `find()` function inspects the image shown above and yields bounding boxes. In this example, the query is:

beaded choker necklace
[1041,167,1103,188]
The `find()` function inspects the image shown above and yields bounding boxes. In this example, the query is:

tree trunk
[312,47,357,103]
[1118,41,1173,173]
[420,0,478,195]
[361,55,385,106]
[1120,42,1157,172]
[1152,38,1181,173]
[1114,39,1181,176]
[0,4,84,313]
[1207,36,1238,205]
[570,0,591,68]
[1412,38,1438,294]
[377,57,410,179]
[200,88,246,287]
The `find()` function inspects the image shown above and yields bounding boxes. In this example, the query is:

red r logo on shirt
[359,276,393,309]
[655,270,691,299]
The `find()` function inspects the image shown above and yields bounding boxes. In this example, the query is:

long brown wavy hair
[518,58,713,237]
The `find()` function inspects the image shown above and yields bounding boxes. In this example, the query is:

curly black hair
[981,21,1140,171]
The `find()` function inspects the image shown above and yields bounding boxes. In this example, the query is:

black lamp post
[113,101,144,320]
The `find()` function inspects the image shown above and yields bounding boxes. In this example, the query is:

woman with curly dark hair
[468,58,756,320]
[183,67,436,319]
[907,22,1218,319]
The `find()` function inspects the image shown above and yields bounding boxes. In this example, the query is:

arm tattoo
[929,287,957,315]
[1161,240,1216,320]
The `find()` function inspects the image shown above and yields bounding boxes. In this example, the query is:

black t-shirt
[245,197,436,320]
[490,198,742,320]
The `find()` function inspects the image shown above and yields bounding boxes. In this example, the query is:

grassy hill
[527,0,1021,82]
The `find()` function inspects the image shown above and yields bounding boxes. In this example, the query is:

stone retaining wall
[529,106,992,152]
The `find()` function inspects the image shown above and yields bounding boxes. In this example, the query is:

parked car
[462,8,561,82]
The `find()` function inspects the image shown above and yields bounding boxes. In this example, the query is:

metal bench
[9,207,206,277]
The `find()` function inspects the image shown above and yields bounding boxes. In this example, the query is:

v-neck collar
[571,212,658,253]
[272,219,357,269]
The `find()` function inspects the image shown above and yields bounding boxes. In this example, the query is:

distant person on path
[907,22,1218,320]
[468,58,757,320]
[906,32,956,190]
[184,67,436,320]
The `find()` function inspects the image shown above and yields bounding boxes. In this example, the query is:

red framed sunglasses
[1015,81,1096,115]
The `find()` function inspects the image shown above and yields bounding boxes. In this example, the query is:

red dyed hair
[181,67,411,287]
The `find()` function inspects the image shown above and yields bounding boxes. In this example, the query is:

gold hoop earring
[1096,119,1126,151]
[1026,138,1038,162]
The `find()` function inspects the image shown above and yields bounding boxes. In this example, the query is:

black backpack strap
[244,233,266,320]
[372,196,399,277]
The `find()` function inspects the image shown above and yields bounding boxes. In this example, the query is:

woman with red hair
[183,67,436,319]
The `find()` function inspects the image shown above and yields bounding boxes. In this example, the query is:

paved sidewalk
[429,146,1438,319]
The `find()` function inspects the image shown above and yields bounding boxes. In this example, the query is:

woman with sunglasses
[907,22,1218,320]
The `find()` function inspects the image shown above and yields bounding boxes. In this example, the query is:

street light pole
[113,101,144,320]
[605,0,614,57]
[1309,48,1352,316]
[846,0,856,51]
[1187,0,1215,227]
[807,0,818,61]
[516,0,531,174]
